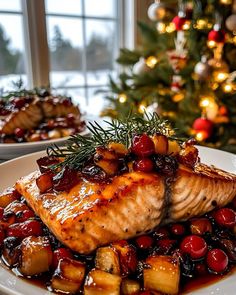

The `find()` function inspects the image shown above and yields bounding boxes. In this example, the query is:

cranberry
[62,98,72,106]
[7,220,43,239]
[132,134,155,157]
[170,223,185,236]
[67,113,75,124]
[36,156,59,173]
[16,209,35,223]
[52,248,73,269]
[214,208,236,228]
[195,263,207,275]
[156,239,176,254]
[207,249,228,273]
[133,158,154,173]
[180,235,207,260]
[135,235,154,249]
[190,218,212,235]
[153,227,169,239]
[11,97,26,109]
[14,128,25,138]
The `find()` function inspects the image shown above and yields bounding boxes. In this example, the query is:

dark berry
[156,239,177,254]
[0,207,4,220]
[14,128,25,138]
[7,220,43,239]
[53,167,80,191]
[133,158,154,173]
[214,208,236,228]
[195,263,207,275]
[207,249,228,273]
[16,210,35,223]
[153,227,169,239]
[155,155,178,176]
[0,228,5,246]
[36,156,59,173]
[170,223,186,236]
[180,235,207,260]
[135,235,154,249]
[132,134,155,157]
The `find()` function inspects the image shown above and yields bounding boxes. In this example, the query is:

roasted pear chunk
[95,246,120,275]
[121,278,141,294]
[2,236,21,267]
[94,147,119,176]
[51,257,86,294]
[20,236,53,276]
[152,134,168,155]
[143,255,180,295]
[84,269,121,295]
[0,187,21,208]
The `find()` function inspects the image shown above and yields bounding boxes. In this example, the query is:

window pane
[47,17,84,87]
[0,0,21,12]
[45,0,82,16]
[86,20,116,86]
[57,87,87,112]
[85,0,116,18]
[87,87,107,116]
[0,15,26,90]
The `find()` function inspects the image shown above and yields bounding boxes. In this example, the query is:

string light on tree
[145,56,159,68]
[156,22,167,33]
[220,0,232,4]
[138,102,147,114]
[118,93,127,104]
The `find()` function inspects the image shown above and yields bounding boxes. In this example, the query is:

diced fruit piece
[180,235,207,260]
[143,255,180,295]
[5,201,29,214]
[167,140,181,156]
[0,187,21,208]
[133,158,154,173]
[16,209,35,223]
[219,239,236,262]
[170,223,185,236]
[108,142,129,156]
[94,159,119,176]
[121,279,140,294]
[190,217,212,235]
[7,220,43,239]
[48,129,61,139]
[206,249,229,273]
[53,167,79,192]
[84,269,121,295]
[14,128,25,138]
[36,156,59,173]
[82,164,107,182]
[2,236,21,267]
[0,227,5,246]
[52,248,73,269]
[20,236,53,276]
[152,134,168,155]
[214,208,236,228]
[178,145,199,168]
[28,133,41,142]
[132,134,155,157]
[112,240,137,276]
[95,147,118,161]
[51,257,85,294]
[0,207,4,220]
[95,246,120,275]
[36,172,54,193]
[135,235,154,249]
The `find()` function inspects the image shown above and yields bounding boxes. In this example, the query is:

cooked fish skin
[15,164,236,254]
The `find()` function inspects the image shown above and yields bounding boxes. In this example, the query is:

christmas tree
[102,0,236,153]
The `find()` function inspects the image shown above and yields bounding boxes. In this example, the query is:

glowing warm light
[183,21,191,31]
[195,131,208,141]
[166,22,175,33]
[199,97,211,108]
[138,103,146,113]
[118,94,127,103]
[220,0,232,4]
[214,72,229,83]
[207,40,216,48]
[172,93,184,102]
[146,56,158,68]
[223,83,233,93]
[156,22,166,34]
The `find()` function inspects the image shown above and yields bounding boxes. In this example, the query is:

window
[0,0,133,115]
[0,0,27,91]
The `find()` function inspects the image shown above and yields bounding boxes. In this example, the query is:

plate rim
[0,146,236,295]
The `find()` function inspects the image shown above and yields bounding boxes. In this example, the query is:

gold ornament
[147,1,175,22]
[172,92,185,102]
[208,58,229,83]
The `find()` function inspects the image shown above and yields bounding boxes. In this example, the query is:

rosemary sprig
[47,112,184,170]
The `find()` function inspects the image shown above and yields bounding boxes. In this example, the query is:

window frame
[21,0,135,92]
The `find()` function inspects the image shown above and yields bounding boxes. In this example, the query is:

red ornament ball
[208,30,225,43]
[172,16,187,31]
[192,118,213,135]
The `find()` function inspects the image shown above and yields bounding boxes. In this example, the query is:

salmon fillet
[15,164,236,254]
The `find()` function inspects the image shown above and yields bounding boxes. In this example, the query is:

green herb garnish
[47,112,183,170]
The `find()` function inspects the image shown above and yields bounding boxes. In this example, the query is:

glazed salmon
[15,164,236,254]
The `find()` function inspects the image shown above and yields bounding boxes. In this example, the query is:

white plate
[0,146,236,295]
[0,129,89,161]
